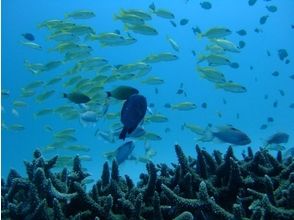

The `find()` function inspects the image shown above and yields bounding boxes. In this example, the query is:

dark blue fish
[279,89,285,96]
[267,50,271,56]
[119,94,147,140]
[259,15,269,25]
[230,62,240,69]
[201,102,207,108]
[170,20,177,27]
[192,26,201,35]
[176,88,184,94]
[213,125,251,145]
[22,33,35,41]
[278,49,288,61]
[248,0,257,6]
[238,41,246,49]
[180,18,189,26]
[266,132,289,145]
[236,29,247,36]
[115,141,135,165]
[200,1,212,9]
[272,71,279,76]
[149,103,155,108]
[260,124,268,130]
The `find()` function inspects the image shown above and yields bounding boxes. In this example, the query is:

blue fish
[213,125,251,145]
[199,125,251,145]
[119,94,147,140]
[115,141,135,164]
[22,33,35,41]
[266,132,289,146]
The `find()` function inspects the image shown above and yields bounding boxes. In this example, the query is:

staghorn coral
[1,144,294,219]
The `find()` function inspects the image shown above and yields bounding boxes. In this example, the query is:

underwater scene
[1,0,294,219]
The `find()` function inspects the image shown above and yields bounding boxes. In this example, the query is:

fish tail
[197,54,205,63]
[84,34,93,41]
[63,93,68,98]
[149,2,155,11]
[119,127,128,140]
[214,83,223,89]
[124,24,130,32]
[198,128,214,142]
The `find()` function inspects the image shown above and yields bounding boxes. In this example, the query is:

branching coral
[2,145,294,219]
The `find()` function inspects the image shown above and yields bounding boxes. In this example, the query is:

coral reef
[2,144,294,219]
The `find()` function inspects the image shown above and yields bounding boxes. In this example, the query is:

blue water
[2,0,294,184]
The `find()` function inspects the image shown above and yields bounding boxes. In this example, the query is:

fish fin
[78,103,88,111]
[104,151,115,160]
[197,128,214,142]
[149,2,155,11]
[94,128,100,136]
[127,127,136,136]
[119,127,128,140]
[147,106,153,115]
[124,24,130,32]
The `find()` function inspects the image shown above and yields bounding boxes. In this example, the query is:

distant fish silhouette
[22,33,35,41]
